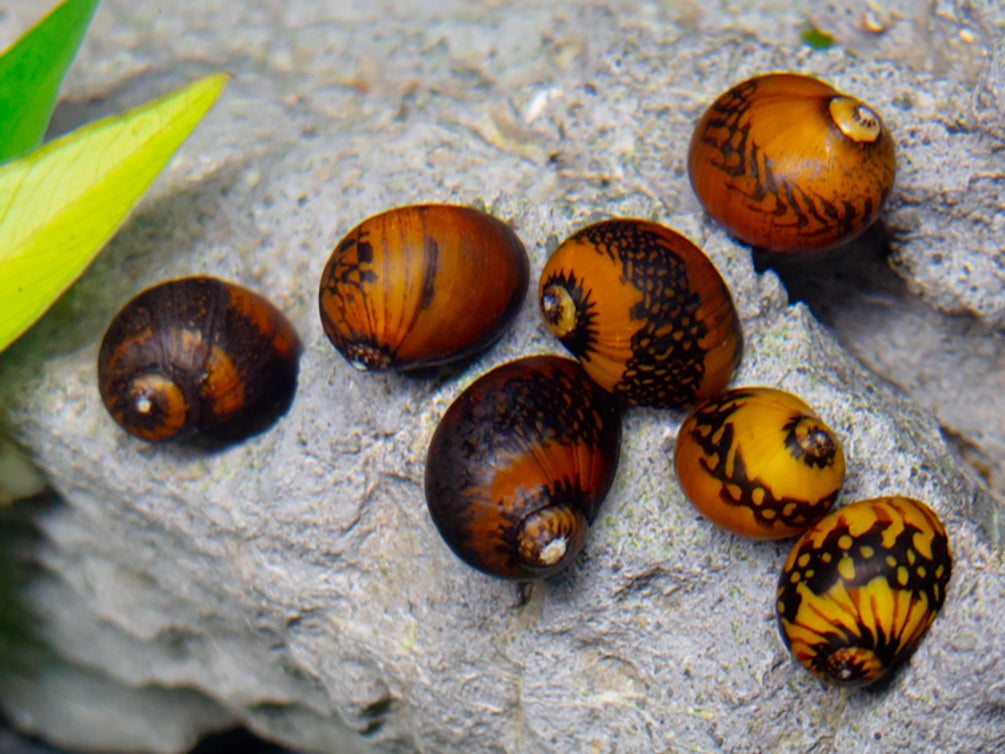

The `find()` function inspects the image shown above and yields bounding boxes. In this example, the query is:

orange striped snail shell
[319,204,529,371]
[688,73,896,253]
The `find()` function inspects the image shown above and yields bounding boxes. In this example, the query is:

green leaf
[0,0,102,163]
[800,25,835,50]
[0,72,231,354]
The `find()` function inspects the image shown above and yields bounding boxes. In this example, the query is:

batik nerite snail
[539,219,743,409]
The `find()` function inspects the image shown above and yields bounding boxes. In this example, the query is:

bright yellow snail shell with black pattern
[777,496,952,687]
[674,387,845,539]
[538,219,743,410]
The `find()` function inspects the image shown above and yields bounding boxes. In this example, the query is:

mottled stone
[1,1,1004,752]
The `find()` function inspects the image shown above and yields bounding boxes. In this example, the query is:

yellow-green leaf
[0,72,231,353]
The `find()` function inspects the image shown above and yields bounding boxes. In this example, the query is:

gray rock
[806,0,1005,324]
[2,1,1004,752]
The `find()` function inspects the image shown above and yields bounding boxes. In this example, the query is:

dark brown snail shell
[319,204,530,371]
[539,218,743,409]
[424,355,622,579]
[688,72,896,253]
[777,496,952,687]
[97,276,301,442]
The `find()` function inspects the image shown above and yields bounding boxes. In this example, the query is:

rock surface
[805,1,1005,325]
[2,1,1005,752]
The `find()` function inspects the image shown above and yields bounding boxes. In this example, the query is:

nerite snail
[776,496,952,687]
[319,204,529,371]
[538,218,743,409]
[97,276,301,443]
[675,387,845,539]
[424,355,622,579]
[688,73,896,253]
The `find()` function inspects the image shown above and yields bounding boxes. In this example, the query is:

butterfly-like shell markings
[777,496,952,687]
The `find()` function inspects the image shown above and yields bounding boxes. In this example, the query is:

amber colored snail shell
[539,219,743,409]
[688,73,896,253]
[318,204,530,371]
[675,387,845,539]
[777,496,952,687]
[424,355,622,579]
[97,276,301,442]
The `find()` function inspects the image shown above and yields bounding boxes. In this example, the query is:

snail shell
[539,218,743,409]
[97,276,301,442]
[777,496,952,687]
[319,204,529,371]
[688,73,896,253]
[675,387,845,539]
[424,355,622,579]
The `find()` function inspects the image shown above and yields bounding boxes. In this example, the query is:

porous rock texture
[1,1,1004,752]
[807,0,1005,324]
